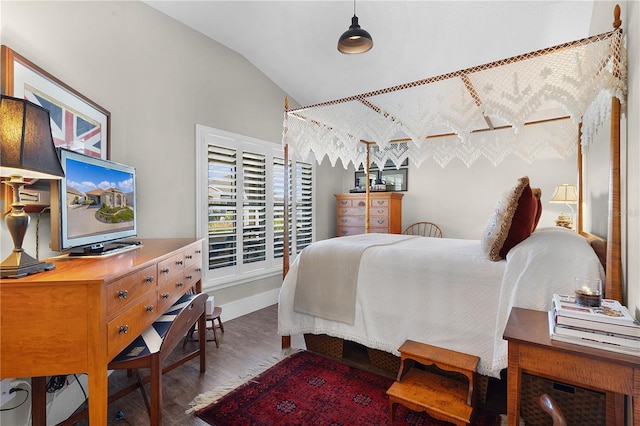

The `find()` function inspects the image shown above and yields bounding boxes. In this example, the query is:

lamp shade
[337,15,373,54]
[0,95,64,180]
[550,184,578,203]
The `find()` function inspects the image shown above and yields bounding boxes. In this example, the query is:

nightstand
[503,307,640,426]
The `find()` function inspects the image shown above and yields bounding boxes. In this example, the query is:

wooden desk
[503,307,639,426]
[0,238,203,425]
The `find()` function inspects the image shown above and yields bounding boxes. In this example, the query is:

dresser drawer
[370,206,389,217]
[183,262,202,289]
[338,215,366,226]
[106,265,156,319]
[370,198,389,207]
[157,276,189,313]
[337,206,367,216]
[337,226,365,236]
[157,252,186,286]
[184,242,203,268]
[107,291,158,360]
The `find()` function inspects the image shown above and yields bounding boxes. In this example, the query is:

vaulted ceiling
[143,1,596,107]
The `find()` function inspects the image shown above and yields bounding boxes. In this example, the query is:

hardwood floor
[71,303,506,425]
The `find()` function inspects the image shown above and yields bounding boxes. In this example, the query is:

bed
[277,6,626,381]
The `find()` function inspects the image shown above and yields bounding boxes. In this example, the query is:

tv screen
[50,148,137,255]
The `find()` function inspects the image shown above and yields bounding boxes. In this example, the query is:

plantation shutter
[295,162,313,252]
[242,152,266,264]
[207,145,237,270]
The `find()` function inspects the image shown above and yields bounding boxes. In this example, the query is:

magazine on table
[552,293,640,337]
[548,311,640,356]
[553,323,640,349]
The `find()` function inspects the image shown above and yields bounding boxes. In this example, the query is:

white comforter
[278,227,605,378]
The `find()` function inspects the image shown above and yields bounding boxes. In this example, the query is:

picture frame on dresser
[354,159,408,192]
[1,45,110,160]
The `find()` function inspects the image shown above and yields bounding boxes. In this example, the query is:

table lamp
[0,95,65,278]
[550,183,577,230]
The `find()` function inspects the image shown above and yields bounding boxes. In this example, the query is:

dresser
[0,238,203,425]
[334,192,403,236]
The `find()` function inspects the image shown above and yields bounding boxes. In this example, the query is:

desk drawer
[157,252,186,286]
[184,243,203,268]
[107,292,158,360]
[107,265,156,319]
[157,277,188,313]
[183,263,202,289]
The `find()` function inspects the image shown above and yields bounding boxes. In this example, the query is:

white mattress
[278,227,605,377]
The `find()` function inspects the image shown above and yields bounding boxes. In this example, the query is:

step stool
[386,340,480,426]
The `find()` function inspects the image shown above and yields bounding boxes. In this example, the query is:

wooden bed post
[365,142,371,233]
[606,4,623,303]
[282,97,291,350]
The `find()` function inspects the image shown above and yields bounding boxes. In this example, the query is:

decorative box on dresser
[334,192,403,236]
[0,238,204,426]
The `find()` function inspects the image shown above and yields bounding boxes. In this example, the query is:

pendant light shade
[337,1,373,54]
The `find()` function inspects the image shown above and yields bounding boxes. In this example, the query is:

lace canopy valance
[283,28,627,169]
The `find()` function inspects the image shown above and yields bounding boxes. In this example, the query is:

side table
[503,307,639,426]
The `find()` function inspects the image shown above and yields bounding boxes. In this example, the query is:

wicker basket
[366,348,401,373]
[303,334,344,359]
[520,373,605,426]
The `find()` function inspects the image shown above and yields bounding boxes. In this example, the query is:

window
[196,125,314,288]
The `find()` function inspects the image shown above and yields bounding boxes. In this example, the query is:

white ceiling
[143,1,595,107]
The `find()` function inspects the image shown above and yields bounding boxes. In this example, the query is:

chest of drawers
[334,192,403,236]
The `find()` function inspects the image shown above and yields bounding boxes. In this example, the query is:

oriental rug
[191,350,501,426]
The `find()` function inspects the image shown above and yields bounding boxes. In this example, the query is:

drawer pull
[376,201,384,205]
[377,209,384,214]
[186,274,193,280]
[118,325,129,334]
[185,255,193,260]
[145,276,154,283]
[341,209,348,214]
[176,282,184,288]
[196,268,202,272]
[161,293,169,299]
[176,260,184,266]
[146,305,154,313]
[161,268,170,274]
[195,249,201,254]
[117,290,129,299]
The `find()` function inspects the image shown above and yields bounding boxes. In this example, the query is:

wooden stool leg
[217,316,224,333]
[210,318,219,348]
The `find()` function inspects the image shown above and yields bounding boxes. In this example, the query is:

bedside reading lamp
[550,183,577,230]
[0,95,64,278]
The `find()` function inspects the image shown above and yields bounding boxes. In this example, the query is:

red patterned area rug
[192,350,501,426]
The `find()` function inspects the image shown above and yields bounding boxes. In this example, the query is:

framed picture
[381,168,408,191]
[1,45,110,159]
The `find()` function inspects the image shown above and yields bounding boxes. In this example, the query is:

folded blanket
[293,233,415,324]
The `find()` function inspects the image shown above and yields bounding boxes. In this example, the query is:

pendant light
[337,0,373,54]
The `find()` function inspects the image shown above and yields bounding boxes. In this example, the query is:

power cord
[35,206,50,260]
[0,387,29,412]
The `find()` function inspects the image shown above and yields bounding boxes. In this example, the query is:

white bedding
[278,227,605,378]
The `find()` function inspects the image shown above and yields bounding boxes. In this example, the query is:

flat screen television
[50,148,138,256]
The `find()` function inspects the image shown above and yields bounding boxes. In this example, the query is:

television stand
[67,240,142,257]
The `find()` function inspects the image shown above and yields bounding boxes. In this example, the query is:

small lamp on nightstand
[0,95,65,278]
[550,184,577,230]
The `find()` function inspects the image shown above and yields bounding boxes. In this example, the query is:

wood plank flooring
[71,304,506,425]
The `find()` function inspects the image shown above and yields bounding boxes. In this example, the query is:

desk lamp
[550,183,578,230]
[0,95,64,278]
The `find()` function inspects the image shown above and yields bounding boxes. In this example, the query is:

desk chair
[402,222,443,238]
[59,293,207,426]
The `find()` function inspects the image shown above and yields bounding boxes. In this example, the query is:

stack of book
[549,293,640,356]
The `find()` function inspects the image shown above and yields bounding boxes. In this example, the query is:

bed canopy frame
[281,5,626,303]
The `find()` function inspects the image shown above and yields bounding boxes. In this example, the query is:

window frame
[196,125,315,290]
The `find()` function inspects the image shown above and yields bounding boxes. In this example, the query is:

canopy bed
[278,4,627,381]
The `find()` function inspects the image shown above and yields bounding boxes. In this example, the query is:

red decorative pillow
[531,187,542,232]
[481,176,540,261]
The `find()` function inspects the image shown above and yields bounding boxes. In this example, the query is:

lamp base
[0,250,55,279]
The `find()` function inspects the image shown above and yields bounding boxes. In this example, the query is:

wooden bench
[386,340,480,426]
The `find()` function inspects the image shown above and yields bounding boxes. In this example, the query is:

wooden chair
[59,293,208,426]
[538,393,568,426]
[402,222,443,238]
[183,306,225,348]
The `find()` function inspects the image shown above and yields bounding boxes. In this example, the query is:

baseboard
[218,288,280,321]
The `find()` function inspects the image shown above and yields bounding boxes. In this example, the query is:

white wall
[0,1,338,305]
